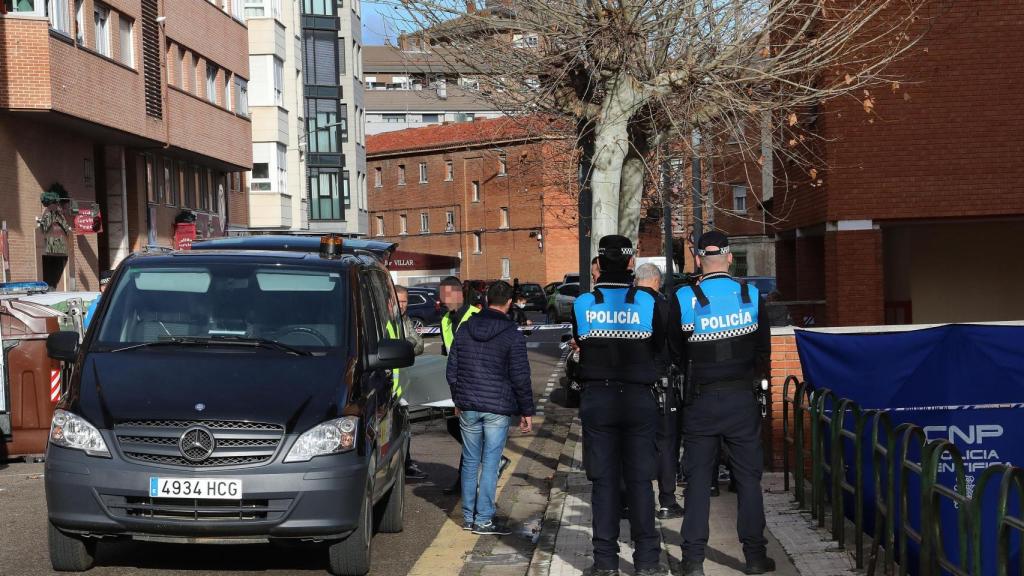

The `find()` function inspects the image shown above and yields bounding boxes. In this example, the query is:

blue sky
[362,1,396,46]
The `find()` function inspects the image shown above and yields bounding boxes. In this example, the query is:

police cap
[696,231,730,257]
[598,235,635,271]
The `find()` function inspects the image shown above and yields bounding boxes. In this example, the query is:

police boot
[678,559,704,576]
[586,569,619,576]
[636,568,668,576]
[743,556,776,575]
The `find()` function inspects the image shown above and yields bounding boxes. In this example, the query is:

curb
[527,418,581,576]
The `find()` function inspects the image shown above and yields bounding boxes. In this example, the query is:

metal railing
[781,375,1024,576]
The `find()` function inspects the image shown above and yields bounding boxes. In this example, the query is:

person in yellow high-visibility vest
[394,286,427,479]
[439,277,478,495]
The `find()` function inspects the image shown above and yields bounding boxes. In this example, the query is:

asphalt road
[0,316,573,576]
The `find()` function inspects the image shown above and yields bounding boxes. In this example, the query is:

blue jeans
[459,411,511,525]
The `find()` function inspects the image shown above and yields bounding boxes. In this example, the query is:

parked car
[44,236,414,575]
[543,282,560,297]
[404,286,443,330]
[546,283,580,323]
[562,273,580,285]
[518,282,547,311]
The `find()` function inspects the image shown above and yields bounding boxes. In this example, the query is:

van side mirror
[47,331,80,362]
[369,340,415,371]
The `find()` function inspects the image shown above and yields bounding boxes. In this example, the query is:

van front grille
[114,420,285,469]
[101,494,292,521]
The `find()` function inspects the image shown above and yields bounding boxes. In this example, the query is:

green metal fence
[781,375,1024,576]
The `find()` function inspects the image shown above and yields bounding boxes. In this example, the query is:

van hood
[73,350,354,434]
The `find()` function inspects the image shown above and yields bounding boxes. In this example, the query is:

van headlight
[284,417,359,463]
[49,409,111,458]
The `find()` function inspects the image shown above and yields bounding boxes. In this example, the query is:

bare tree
[380,0,928,253]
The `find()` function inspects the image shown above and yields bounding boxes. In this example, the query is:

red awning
[386,250,460,271]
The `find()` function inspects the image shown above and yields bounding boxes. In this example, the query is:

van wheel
[327,483,373,576]
[378,462,405,533]
[48,521,96,572]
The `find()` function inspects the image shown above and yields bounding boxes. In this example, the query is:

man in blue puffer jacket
[447,280,536,535]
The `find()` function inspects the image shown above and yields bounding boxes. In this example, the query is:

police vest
[441,306,479,351]
[385,321,402,398]
[674,274,761,383]
[674,275,759,342]
[572,284,659,384]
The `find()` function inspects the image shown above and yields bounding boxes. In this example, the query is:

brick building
[366,116,578,285]
[0,0,252,290]
[774,1,1024,326]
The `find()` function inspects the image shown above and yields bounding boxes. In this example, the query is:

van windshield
[93,263,348,353]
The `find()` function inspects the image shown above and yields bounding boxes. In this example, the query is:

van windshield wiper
[110,336,312,356]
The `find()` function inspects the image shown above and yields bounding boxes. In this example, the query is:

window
[473,232,482,254]
[276,144,287,194]
[94,4,110,57]
[398,165,406,186]
[338,39,346,76]
[458,112,476,122]
[163,159,173,206]
[185,164,197,208]
[422,113,440,123]
[252,163,270,179]
[418,162,428,183]
[374,167,382,188]
[206,65,218,104]
[512,33,539,48]
[501,257,511,279]
[445,211,455,232]
[399,214,408,235]
[49,0,70,35]
[243,0,266,17]
[224,72,232,110]
[376,216,385,236]
[419,212,429,233]
[732,184,748,213]
[273,57,284,106]
[178,50,187,90]
[233,77,249,116]
[170,161,181,206]
[303,29,338,87]
[445,161,453,181]
[305,99,339,152]
[118,16,134,67]
[500,207,509,229]
[471,180,480,202]
[308,167,342,220]
[731,251,749,277]
[74,0,85,44]
[302,0,334,15]
[382,113,406,124]
[498,154,507,176]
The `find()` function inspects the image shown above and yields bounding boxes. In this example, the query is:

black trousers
[680,387,768,564]
[580,383,660,571]
[656,391,682,507]
[447,416,463,474]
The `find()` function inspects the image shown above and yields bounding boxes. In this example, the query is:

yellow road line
[405,419,539,575]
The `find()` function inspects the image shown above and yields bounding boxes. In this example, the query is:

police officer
[572,235,668,576]
[673,231,774,576]
[439,276,481,495]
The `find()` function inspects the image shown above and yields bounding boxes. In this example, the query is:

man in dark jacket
[447,280,535,535]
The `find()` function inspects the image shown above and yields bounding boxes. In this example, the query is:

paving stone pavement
[532,420,859,576]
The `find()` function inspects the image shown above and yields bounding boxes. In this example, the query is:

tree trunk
[589,75,642,256]
[618,151,644,247]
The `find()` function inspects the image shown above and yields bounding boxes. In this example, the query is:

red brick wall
[768,332,804,471]
[368,137,578,284]
[770,332,806,471]
[164,0,249,78]
[825,229,883,326]
[823,1,1024,223]
[0,17,53,110]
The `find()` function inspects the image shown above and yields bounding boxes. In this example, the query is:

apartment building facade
[298,0,367,236]
[366,117,578,284]
[362,45,501,136]
[243,0,308,231]
[0,0,252,289]
[773,1,1024,326]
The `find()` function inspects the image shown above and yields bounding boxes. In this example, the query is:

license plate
[149,477,242,499]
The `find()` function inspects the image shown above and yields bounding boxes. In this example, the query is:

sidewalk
[529,420,858,576]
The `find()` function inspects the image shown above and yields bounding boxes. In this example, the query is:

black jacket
[446,309,536,416]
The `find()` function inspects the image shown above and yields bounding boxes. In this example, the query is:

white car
[546,283,580,323]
